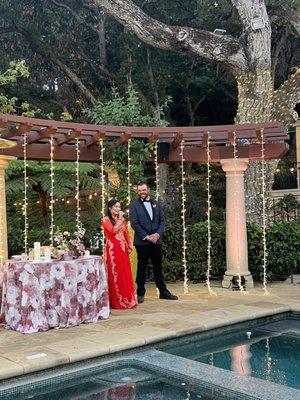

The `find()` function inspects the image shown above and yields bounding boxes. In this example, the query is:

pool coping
[0,310,299,400]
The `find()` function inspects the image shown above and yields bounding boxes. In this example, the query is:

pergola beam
[56,130,81,146]
[172,132,183,149]
[0,113,288,162]
[27,128,57,145]
[1,123,32,139]
[86,131,106,147]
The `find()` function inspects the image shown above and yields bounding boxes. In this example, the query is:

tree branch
[230,0,272,72]
[87,0,247,74]
[12,25,96,104]
[49,0,84,23]
[271,27,290,79]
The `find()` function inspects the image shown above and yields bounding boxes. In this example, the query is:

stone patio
[0,281,299,381]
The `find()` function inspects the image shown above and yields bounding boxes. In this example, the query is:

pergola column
[220,158,254,289]
[0,155,16,273]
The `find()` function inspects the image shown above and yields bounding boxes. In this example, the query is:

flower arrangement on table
[53,226,86,260]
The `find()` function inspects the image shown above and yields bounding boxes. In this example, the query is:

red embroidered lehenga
[102,217,137,310]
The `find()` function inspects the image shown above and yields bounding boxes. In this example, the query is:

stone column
[220,158,254,289]
[0,155,16,273]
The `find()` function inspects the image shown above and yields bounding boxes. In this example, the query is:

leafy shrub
[162,220,299,283]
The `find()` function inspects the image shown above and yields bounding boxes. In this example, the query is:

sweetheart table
[0,256,109,333]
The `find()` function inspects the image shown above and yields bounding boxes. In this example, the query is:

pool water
[163,318,300,390]
[14,367,213,400]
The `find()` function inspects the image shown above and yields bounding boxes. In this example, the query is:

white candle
[44,247,51,261]
[34,242,41,261]
[84,250,90,257]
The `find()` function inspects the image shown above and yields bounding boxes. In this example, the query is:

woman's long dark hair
[106,198,119,226]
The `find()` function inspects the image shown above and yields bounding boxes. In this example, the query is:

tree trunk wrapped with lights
[89,0,300,224]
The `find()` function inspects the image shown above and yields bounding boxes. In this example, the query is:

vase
[63,254,73,261]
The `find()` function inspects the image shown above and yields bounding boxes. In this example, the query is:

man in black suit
[129,181,178,303]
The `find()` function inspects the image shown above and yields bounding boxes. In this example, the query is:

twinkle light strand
[99,138,106,254]
[75,138,81,233]
[233,131,245,293]
[260,128,269,295]
[126,137,132,213]
[180,140,188,294]
[23,132,29,255]
[206,133,217,296]
[154,139,159,201]
[0,171,4,267]
[49,135,55,247]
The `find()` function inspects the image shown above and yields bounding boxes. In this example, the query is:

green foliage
[271,194,300,222]
[162,220,300,283]
[0,60,39,115]
[248,221,300,280]
[86,86,169,205]
[85,86,170,127]
[0,61,29,86]
[6,160,102,254]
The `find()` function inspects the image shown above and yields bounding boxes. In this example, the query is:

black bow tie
[142,198,150,202]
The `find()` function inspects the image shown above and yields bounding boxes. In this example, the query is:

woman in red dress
[102,198,137,310]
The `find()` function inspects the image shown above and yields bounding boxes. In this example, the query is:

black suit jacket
[129,198,165,246]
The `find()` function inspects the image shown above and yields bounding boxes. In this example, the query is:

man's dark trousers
[135,244,166,297]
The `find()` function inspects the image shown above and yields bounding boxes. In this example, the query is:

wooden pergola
[0,113,290,289]
[0,114,288,162]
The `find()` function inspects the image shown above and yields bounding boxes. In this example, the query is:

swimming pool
[0,312,299,400]
[160,314,300,390]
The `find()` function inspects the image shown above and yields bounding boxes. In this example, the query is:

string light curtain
[205,133,217,296]
[180,140,188,294]
[126,137,132,213]
[233,131,245,293]
[0,180,3,266]
[23,132,29,255]
[99,138,106,254]
[154,139,159,201]
[75,138,81,233]
[260,128,269,295]
[49,135,55,247]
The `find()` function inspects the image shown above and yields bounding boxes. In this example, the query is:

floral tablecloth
[0,256,109,333]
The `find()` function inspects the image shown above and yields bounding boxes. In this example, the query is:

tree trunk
[98,10,107,68]
[236,70,277,225]
[146,47,161,119]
